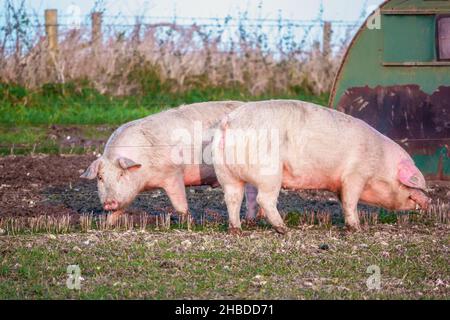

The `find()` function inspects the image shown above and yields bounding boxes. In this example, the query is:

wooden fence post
[91,12,102,47]
[322,21,332,58]
[132,17,142,44]
[45,9,58,53]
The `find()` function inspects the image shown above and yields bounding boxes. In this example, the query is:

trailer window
[383,15,436,63]
[437,16,450,61]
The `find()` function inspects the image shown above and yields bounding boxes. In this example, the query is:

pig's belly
[281,165,341,192]
[183,165,219,187]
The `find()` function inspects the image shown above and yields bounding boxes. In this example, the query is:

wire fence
[0,6,366,96]
[0,10,364,54]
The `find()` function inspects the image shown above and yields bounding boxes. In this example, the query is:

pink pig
[212,100,431,234]
[81,101,258,223]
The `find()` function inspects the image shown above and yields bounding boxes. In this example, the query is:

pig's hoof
[228,227,243,236]
[274,224,289,235]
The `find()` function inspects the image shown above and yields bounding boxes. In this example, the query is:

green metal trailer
[329,0,450,181]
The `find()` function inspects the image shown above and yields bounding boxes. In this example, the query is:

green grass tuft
[0,83,329,126]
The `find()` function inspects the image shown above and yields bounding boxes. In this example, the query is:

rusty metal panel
[329,0,450,180]
[336,85,450,180]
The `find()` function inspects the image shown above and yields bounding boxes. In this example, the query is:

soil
[1,155,449,222]
[46,125,114,149]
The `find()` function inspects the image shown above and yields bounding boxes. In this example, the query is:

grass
[0,224,448,299]
[0,208,447,299]
[0,83,329,126]
[1,82,445,299]
[0,125,115,155]
[0,83,329,154]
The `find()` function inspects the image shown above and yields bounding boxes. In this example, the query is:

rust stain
[336,85,450,180]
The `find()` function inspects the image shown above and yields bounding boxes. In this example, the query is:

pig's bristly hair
[102,101,244,163]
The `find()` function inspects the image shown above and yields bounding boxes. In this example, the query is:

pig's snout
[410,189,431,211]
[419,197,431,211]
[103,199,119,211]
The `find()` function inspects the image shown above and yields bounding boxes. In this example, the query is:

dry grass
[293,210,332,228]
[424,201,449,224]
[0,203,448,236]
[0,2,353,96]
[0,214,71,235]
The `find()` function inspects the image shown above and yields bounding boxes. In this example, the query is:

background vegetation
[0,0,351,153]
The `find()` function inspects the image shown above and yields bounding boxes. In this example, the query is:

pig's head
[80,156,143,212]
[394,159,431,211]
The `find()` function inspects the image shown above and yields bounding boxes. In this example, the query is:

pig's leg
[340,176,364,231]
[256,186,287,234]
[244,184,258,220]
[163,175,189,217]
[223,183,245,234]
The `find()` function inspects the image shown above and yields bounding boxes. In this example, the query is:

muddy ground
[0,154,449,224]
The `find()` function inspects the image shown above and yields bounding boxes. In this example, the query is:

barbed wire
[0,12,361,56]
[0,13,363,32]
[3,23,359,29]
[0,13,362,24]
[1,44,344,52]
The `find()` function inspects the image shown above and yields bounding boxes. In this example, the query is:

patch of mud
[47,125,115,149]
[0,155,449,223]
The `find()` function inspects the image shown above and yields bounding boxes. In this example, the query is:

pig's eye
[119,172,124,178]
[98,175,103,181]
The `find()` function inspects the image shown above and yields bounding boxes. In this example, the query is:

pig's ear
[118,157,142,171]
[80,159,101,180]
[397,160,426,190]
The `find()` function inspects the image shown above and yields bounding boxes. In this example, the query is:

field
[0,154,449,299]
[0,84,328,155]
[0,2,449,301]
[0,87,449,301]
[1,224,448,299]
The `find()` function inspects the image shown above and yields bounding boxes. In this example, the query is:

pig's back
[104,101,243,159]
[144,101,242,129]
[226,99,372,139]
[109,101,242,142]
[226,100,387,181]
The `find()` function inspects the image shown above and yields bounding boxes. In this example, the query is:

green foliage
[127,60,170,94]
[285,212,301,227]
[378,209,398,224]
[0,82,329,126]
[0,81,328,155]
[0,83,28,101]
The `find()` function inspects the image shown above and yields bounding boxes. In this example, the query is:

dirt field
[0,154,361,222]
[1,154,449,224]
[0,154,449,299]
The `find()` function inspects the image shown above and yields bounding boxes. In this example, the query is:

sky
[7,0,385,22]
[2,0,386,52]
